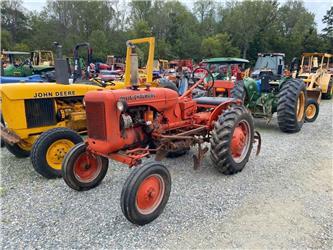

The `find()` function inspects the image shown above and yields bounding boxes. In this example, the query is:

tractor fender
[207,99,241,128]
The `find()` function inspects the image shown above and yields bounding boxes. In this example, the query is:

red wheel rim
[73,153,102,183]
[136,174,165,215]
[231,120,251,163]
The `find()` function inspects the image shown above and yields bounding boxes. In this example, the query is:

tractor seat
[194,96,234,106]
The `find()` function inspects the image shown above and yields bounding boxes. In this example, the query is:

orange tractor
[61,42,261,225]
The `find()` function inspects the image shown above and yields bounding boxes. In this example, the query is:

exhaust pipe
[126,41,139,88]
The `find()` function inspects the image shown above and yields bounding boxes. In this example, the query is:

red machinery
[62,44,260,226]
[169,59,193,71]
[197,58,250,97]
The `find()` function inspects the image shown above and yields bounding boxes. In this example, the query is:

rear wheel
[31,127,83,179]
[210,105,254,175]
[305,99,319,123]
[321,80,332,100]
[5,142,30,158]
[277,79,307,133]
[230,80,246,102]
[62,142,109,191]
[121,161,171,225]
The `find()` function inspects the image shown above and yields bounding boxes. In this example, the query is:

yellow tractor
[298,53,332,99]
[293,53,332,122]
[0,37,160,179]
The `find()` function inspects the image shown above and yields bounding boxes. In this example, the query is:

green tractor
[231,53,309,133]
[1,51,33,76]
[1,50,54,77]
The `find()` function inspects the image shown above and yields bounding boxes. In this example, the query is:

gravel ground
[1,100,332,249]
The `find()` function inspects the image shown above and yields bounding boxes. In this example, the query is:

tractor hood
[0,82,103,100]
[85,87,179,112]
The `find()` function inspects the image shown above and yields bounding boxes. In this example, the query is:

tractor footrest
[194,97,235,106]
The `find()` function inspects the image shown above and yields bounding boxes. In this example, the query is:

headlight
[117,100,127,112]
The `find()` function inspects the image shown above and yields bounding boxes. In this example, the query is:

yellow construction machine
[295,53,332,122]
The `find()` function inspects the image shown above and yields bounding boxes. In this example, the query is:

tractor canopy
[202,57,249,64]
[201,57,249,80]
[1,51,32,77]
[1,50,55,77]
[299,52,332,74]
[252,53,285,79]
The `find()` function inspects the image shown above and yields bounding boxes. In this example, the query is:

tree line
[1,0,332,65]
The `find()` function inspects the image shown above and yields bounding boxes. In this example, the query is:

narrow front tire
[62,142,109,191]
[121,161,171,225]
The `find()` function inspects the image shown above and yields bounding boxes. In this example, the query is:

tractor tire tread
[210,105,254,175]
[277,78,306,133]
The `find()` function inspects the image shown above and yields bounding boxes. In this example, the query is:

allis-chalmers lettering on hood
[119,93,156,101]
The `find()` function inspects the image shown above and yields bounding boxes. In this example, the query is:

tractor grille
[25,99,57,128]
[86,101,106,140]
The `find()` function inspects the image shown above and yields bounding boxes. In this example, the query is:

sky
[21,0,332,33]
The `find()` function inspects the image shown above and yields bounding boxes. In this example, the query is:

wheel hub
[73,153,102,183]
[136,175,165,214]
[306,104,316,119]
[230,120,251,163]
[84,163,91,170]
[46,139,75,170]
[231,127,246,157]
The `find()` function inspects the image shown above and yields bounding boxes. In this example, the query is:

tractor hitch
[193,141,209,170]
[254,131,261,156]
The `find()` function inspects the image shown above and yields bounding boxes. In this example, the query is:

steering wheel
[19,59,32,68]
[191,67,215,92]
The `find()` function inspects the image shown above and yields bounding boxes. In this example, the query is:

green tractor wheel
[277,79,307,133]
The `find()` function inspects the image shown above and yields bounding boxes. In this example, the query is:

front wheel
[305,99,319,123]
[62,142,109,191]
[210,105,254,175]
[121,161,171,225]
